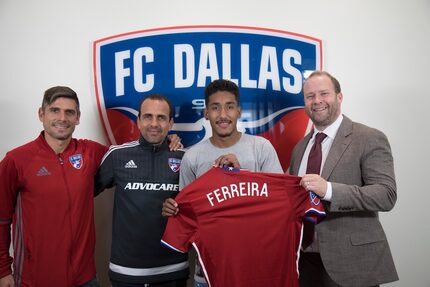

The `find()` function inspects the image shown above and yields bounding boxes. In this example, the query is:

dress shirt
[298,114,343,201]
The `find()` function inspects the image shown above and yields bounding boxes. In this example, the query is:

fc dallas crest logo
[69,154,83,169]
[93,25,322,171]
[168,158,181,173]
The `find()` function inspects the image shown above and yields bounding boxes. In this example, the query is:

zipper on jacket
[151,147,156,178]
[58,152,74,284]
[58,154,64,165]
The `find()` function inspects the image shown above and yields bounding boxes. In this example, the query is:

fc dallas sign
[93,25,322,170]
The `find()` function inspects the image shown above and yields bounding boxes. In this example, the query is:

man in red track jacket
[0,87,107,287]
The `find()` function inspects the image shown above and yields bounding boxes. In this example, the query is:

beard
[306,104,340,129]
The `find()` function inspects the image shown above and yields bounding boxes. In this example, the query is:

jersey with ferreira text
[161,167,325,287]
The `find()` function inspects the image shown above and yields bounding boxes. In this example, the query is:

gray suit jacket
[290,116,398,286]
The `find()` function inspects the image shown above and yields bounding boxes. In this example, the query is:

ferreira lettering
[206,182,268,206]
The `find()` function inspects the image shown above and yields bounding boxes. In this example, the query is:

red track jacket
[0,132,107,286]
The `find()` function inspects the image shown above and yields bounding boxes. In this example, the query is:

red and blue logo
[69,154,83,169]
[168,158,181,173]
[310,191,321,206]
[93,25,322,171]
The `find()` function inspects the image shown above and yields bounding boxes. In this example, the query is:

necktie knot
[315,132,327,144]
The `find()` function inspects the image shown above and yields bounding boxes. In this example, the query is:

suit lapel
[291,132,313,175]
[321,116,353,179]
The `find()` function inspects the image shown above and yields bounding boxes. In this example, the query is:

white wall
[1,0,429,286]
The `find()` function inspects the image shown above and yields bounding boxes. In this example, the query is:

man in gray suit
[290,71,398,287]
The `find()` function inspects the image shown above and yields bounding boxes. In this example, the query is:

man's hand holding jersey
[162,198,179,217]
[162,153,242,217]
[212,154,241,169]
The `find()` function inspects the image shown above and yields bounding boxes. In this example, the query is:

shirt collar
[312,114,343,140]
[138,134,169,151]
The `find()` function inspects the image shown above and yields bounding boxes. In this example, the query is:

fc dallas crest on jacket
[168,158,181,172]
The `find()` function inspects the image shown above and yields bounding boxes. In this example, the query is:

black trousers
[110,279,187,287]
[299,252,379,287]
[78,277,99,287]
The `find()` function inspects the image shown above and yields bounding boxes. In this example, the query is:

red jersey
[162,167,325,287]
[0,132,107,286]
